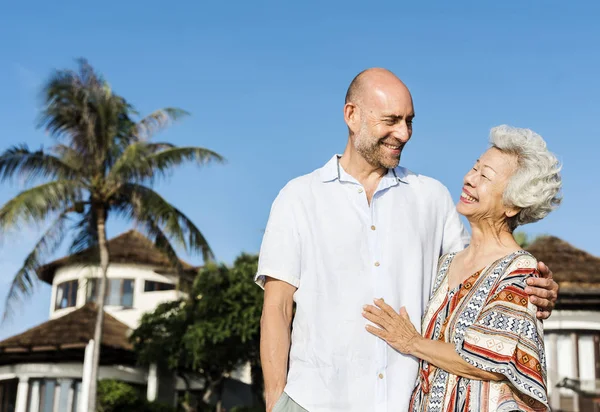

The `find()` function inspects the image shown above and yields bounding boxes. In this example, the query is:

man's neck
[339,146,387,187]
[339,144,388,204]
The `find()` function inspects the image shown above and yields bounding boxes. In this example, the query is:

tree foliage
[132,253,264,409]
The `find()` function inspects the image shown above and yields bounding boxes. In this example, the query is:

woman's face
[457,147,519,225]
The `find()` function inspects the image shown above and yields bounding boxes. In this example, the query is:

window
[27,379,81,412]
[144,281,176,292]
[55,280,78,310]
[86,278,135,307]
[0,379,18,412]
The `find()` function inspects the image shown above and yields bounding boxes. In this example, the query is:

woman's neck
[463,219,521,264]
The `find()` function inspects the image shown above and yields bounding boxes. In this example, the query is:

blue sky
[0,0,598,339]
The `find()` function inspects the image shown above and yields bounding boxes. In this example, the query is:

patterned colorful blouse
[409,250,549,412]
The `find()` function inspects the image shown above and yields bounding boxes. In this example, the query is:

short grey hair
[490,125,562,231]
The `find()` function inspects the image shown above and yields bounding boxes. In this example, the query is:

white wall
[0,363,147,384]
[50,264,185,328]
[544,310,600,400]
[543,310,600,332]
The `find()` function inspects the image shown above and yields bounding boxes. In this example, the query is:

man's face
[351,89,414,169]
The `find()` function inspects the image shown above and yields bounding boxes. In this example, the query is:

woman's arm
[362,299,504,381]
[407,335,505,381]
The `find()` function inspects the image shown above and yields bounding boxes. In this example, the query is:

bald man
[255,68,558,412]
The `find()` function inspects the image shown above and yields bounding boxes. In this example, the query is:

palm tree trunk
[87,206,110,411]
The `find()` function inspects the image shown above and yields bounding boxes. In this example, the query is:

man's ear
[344,103,360,133]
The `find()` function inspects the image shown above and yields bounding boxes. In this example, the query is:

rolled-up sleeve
[255,186,302,289]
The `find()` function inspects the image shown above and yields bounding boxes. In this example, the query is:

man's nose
[393,122,411,143]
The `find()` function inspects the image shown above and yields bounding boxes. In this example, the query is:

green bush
[97,380,144,412]
[97,379,177,412]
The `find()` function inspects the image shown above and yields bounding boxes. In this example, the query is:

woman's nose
[464,171,477,187]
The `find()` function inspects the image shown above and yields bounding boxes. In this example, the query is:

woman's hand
[362,298,422,354]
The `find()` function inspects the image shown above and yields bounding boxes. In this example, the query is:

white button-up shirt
[256,155,469,412]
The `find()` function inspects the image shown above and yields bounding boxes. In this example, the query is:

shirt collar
[319,155,409,185]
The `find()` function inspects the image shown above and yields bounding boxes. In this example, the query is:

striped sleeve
[455,264,550,411]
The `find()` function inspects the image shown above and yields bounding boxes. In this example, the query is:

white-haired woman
[363,125,561,412]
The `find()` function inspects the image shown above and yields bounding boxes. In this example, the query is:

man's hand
[525,261,559,320]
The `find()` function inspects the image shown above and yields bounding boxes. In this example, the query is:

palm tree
[0,59,223,411]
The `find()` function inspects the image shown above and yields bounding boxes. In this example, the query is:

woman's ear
[505,207,520,218]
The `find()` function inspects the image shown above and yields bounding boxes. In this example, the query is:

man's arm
[260,277,296,412]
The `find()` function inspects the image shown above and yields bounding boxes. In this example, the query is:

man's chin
[380,157,401,169]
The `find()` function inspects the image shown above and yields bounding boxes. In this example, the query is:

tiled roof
[36,230,197,284]
[0,303,132,352]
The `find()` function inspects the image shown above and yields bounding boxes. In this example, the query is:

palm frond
[140,220,185,274]
[106,142,175,186]
[0,180,83,234]
[147,146,225,173]
[2,213,70,321]
[38,59,135,171]
[108,145,223,189]
[114,183,214,262]
[0,144,81,184]
[39,62,97,145]
[68,206,99,254]
[51,144,88,177]
[135,108,190,141]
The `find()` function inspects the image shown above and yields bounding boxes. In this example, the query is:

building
[527,236,600,412]
[0,230,251,412]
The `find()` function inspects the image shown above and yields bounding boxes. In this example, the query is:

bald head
[345,68,410,106]
[342,68,415,170]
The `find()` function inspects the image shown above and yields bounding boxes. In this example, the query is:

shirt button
[374,261,380,267]
[370,225,376,231]
[358,188,364,193]
[378,373,384,379]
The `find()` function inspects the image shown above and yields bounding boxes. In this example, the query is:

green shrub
[97,379,177,412]
[97,380,144,412]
